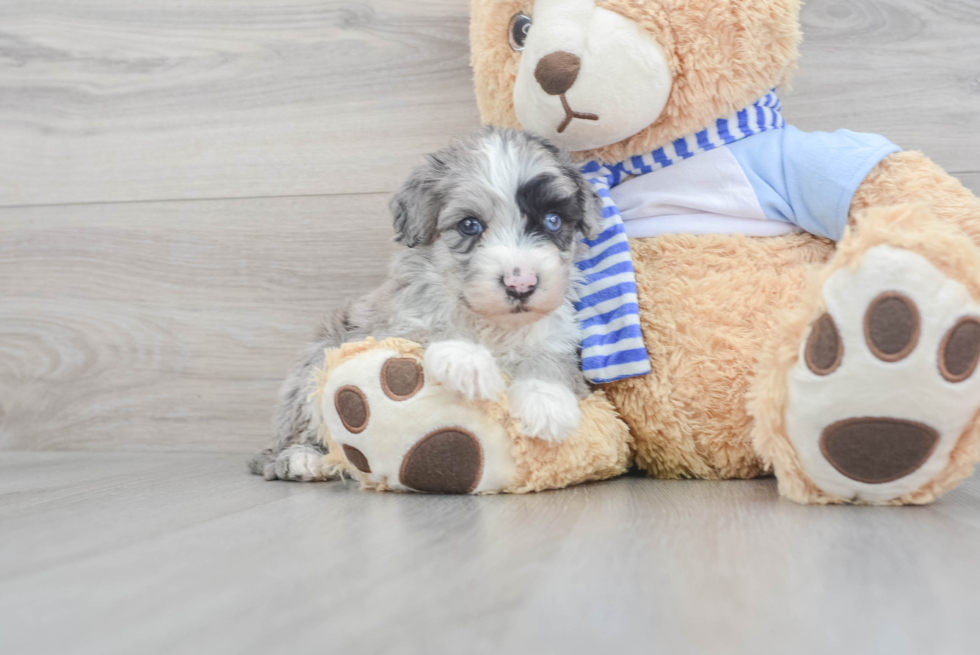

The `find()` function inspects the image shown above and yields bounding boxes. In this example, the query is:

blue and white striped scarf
[576,91,786,383]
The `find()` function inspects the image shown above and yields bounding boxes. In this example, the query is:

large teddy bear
[466,0,980,504]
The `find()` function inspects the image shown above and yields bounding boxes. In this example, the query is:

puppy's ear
[567,165,603,240]
[580,186,604,241]
[390,153,447,248]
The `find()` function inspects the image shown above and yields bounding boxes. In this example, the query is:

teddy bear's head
[471,0,802,163]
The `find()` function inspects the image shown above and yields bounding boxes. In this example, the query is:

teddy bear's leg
[751,204,980,504]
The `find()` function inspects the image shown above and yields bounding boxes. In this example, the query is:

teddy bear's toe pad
[321,346,517,494]
[865,292,920,362]
[940,318,980,382]
[381,358,424,400]
[335,386,370,433]
[787,245,980,502]
[805,314,843,375]
[342,445,372,473]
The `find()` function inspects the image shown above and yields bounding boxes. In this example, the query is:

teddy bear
[467,0,980,504]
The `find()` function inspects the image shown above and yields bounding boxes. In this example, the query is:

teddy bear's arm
[850,151,980,246]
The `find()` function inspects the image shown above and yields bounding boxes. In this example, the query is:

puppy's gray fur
[250,127,602,481]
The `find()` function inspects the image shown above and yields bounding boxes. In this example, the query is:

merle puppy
[251,127,602,481]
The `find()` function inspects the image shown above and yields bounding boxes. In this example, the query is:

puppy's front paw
[424,340,506,401]
[508,379,581,443]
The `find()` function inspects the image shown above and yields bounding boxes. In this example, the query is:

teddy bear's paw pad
[788,245,980,502]
[399,428,483,494]
[321,347,517,494]
[820,418,939,484]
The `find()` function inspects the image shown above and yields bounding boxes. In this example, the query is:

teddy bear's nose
[534,51,582,96]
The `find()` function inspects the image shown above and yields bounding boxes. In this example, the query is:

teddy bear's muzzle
[533,51,600,134]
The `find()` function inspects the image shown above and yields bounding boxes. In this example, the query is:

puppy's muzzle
[503,268,538,303]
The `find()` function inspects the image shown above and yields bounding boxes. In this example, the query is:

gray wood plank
[784,0,980,175]
[958,172,980,198]
[0,0,481,207]
[0,194,398,452]
[1,452,979,655]
[2,0,978,208]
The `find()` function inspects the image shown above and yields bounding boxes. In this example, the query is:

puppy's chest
[478,323,578,373]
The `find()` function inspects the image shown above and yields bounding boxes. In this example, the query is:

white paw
[287,450,326,481]
[423,340,506,401]
[788,245,980,502]
[508,379,581,442]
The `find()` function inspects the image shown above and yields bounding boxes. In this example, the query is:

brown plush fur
[749,204,980,504]
[851,151,980,245]
[605,232,833,479]
[471,0,801,164]
[317,337,633,494]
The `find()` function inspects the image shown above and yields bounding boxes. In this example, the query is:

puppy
[250,127,602,481]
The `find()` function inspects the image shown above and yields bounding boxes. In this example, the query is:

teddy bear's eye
[508,14,532,51]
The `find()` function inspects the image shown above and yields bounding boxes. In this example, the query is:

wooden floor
[3,2,980,653]
[2,452,980,655]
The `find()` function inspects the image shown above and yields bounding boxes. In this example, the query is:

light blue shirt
[726,126,901,240]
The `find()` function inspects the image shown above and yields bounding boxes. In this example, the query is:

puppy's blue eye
[544,213,562,232]
[458,217,484,237]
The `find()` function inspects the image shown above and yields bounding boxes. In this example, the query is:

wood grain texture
[958,172,980,198]
[1,452,980,655]
[1,0,979,453]
[0,194,397,452]
[784,0,980,174]
[1,0,978,207]
[0,0,481,207]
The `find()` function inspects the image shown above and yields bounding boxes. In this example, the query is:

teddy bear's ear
[390,154,447,248]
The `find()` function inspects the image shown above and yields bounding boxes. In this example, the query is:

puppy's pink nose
[504,268,538,295]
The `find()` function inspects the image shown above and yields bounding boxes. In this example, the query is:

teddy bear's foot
[753,205,980,504]
[320,342,518,494]
[315,337,633,495]
[787,245,980,502]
